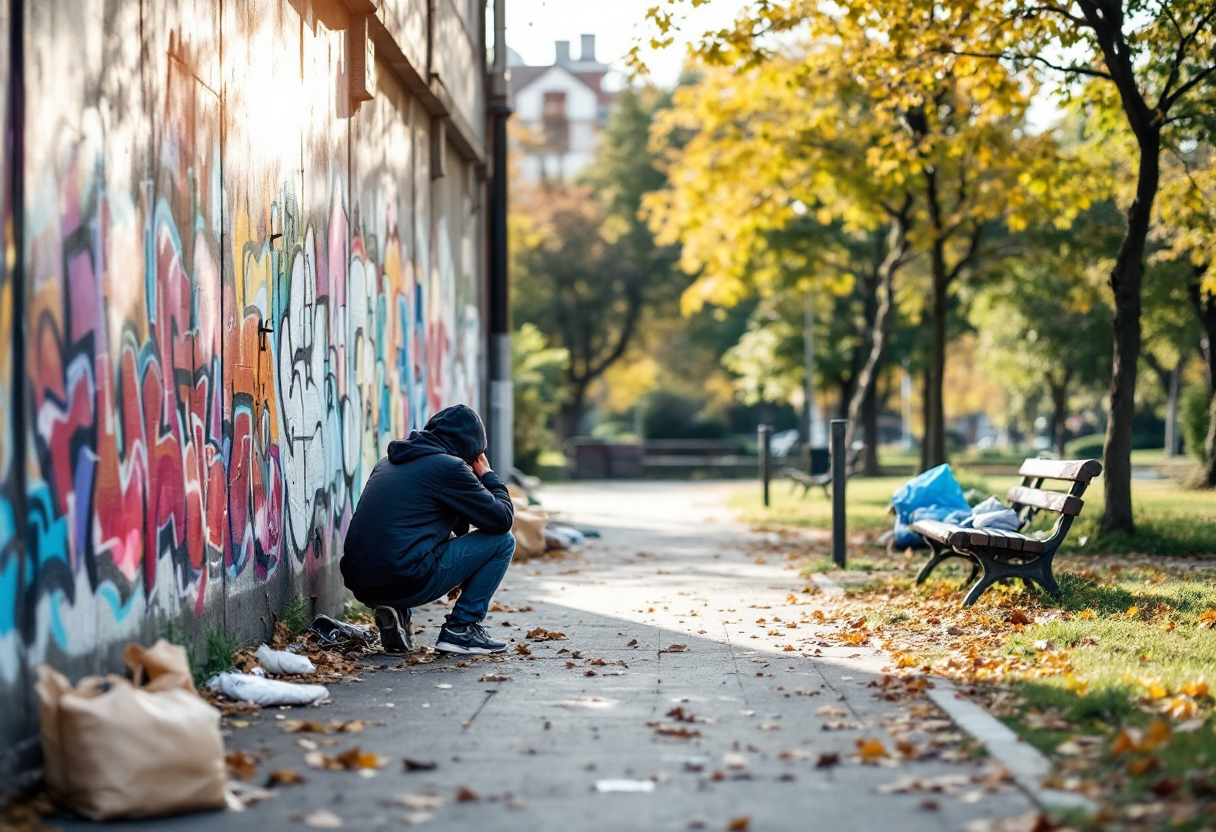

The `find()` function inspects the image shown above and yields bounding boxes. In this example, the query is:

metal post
[830,419,847,567]
[487,0,513,472]
[758,424,772,508]
[802,291,815,470]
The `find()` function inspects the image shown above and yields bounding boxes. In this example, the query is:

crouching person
[341,404,515,655]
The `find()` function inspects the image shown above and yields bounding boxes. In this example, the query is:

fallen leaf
[515,644,532,656]
[283,719,332,734]
[526,628,566,641]
[456,786,480,802]
[266,769,306,786]
[479,673,511,682]
[660,644,689,653]
[856,738,888,763]
[815,752,840,768]
[1198,609,1216,628]
[1005,610,1031,626]
[226,750,258,781]
[727,818,751,831]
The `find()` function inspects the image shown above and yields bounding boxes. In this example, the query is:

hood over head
[387,404,487,465]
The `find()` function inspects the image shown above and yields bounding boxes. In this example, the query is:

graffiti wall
[0,0,487,776]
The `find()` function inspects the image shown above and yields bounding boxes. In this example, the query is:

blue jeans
[376,532,515,627]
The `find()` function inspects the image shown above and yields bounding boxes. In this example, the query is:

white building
[509,35,613,182]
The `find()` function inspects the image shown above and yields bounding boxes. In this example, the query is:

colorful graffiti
[0,0,485,719]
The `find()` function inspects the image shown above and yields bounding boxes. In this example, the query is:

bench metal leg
[916,540,961,585]
[961,552,1061,607]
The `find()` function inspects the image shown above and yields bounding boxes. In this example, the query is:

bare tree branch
[939,47,1114,80]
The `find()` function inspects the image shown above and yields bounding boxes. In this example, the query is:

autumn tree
[644,33,1085,471]
[643,0,1214,532]
[511,86,683,440]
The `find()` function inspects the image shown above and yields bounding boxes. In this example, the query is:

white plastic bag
[208,672,328,706]
[255,644,316,676]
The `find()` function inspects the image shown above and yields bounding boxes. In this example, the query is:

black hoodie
[341,405,515,601]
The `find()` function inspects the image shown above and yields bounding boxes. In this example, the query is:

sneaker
[373,606,413,653]
[434,622,507,655]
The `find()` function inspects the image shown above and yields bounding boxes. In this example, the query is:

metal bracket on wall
[258,321,274,351]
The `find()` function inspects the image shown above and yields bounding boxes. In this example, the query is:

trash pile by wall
[0,0,490,778]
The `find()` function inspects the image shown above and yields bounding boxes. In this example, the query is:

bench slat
[1017,458,1103,483]
[1007,486,1084,516]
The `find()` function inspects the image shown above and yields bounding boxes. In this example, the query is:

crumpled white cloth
[208,672,328,706]
[255,644,316,676]
[959,496,1022,531]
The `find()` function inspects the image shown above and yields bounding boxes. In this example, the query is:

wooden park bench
[911,458,1103,607]
[781,445,864,499]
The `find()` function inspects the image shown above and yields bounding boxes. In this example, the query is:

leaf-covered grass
[807,559,1216,828]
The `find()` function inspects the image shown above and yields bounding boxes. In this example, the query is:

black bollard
[758,424,772,508]
[830,419,846,567]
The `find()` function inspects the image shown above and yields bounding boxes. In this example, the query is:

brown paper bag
[511,497,548,559]
[36,639,228,820]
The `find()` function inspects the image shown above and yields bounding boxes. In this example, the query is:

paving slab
[58,481,1037,832]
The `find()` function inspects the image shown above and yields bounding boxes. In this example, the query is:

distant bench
[911,458,1103,607]
[781,446,863,498]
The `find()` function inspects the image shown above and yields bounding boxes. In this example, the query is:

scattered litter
[303,808,344,828]
[385,794,444,810]
[722,753,749,770]
[659,644,688,654]
[309,615,375,647]
[403,758,438,772]
[595,780,656,793]
[209,672,329,707]
[456,787,480,802]
[255,644,316,676]
[479,673,511,682]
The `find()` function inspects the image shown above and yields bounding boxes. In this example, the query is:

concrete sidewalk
[63,481,1036,832]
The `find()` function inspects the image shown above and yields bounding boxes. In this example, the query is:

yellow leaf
[1125,605,1140,618]
[1198,609,1216,629]
[1076,609,1097,620]
[856,738,888,763]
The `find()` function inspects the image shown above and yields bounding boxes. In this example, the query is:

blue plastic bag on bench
[890,464,972,549]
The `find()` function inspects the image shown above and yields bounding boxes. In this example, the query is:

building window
[542,91,569,153]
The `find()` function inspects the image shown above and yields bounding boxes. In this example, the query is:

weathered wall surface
[0,0,487,777]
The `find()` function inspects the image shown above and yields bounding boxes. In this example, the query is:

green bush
[1180,384,1213,462]
[1064,434,1105,460]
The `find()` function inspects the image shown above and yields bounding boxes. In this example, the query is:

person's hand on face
[471,453,491,478]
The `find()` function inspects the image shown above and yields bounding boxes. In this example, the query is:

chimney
[555,40,571,64]
[580,34,596,63]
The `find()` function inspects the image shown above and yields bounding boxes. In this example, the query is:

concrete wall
[0,0,488,778]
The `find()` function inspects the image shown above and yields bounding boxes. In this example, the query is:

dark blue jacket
[341,405,514,601]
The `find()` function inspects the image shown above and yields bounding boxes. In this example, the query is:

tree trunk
[843,211,909,474]
[1191,276,1216,391]
[1049,373,1071,458]
[920,242,949,471]
[1202,393,1216,488]
[861,381,880,476]
[558,383,590,442]
[1100,131,1159,535]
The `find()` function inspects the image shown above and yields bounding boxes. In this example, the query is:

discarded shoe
[309,614,375,646]
[373,606,413,653]
[435,622,506,655]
